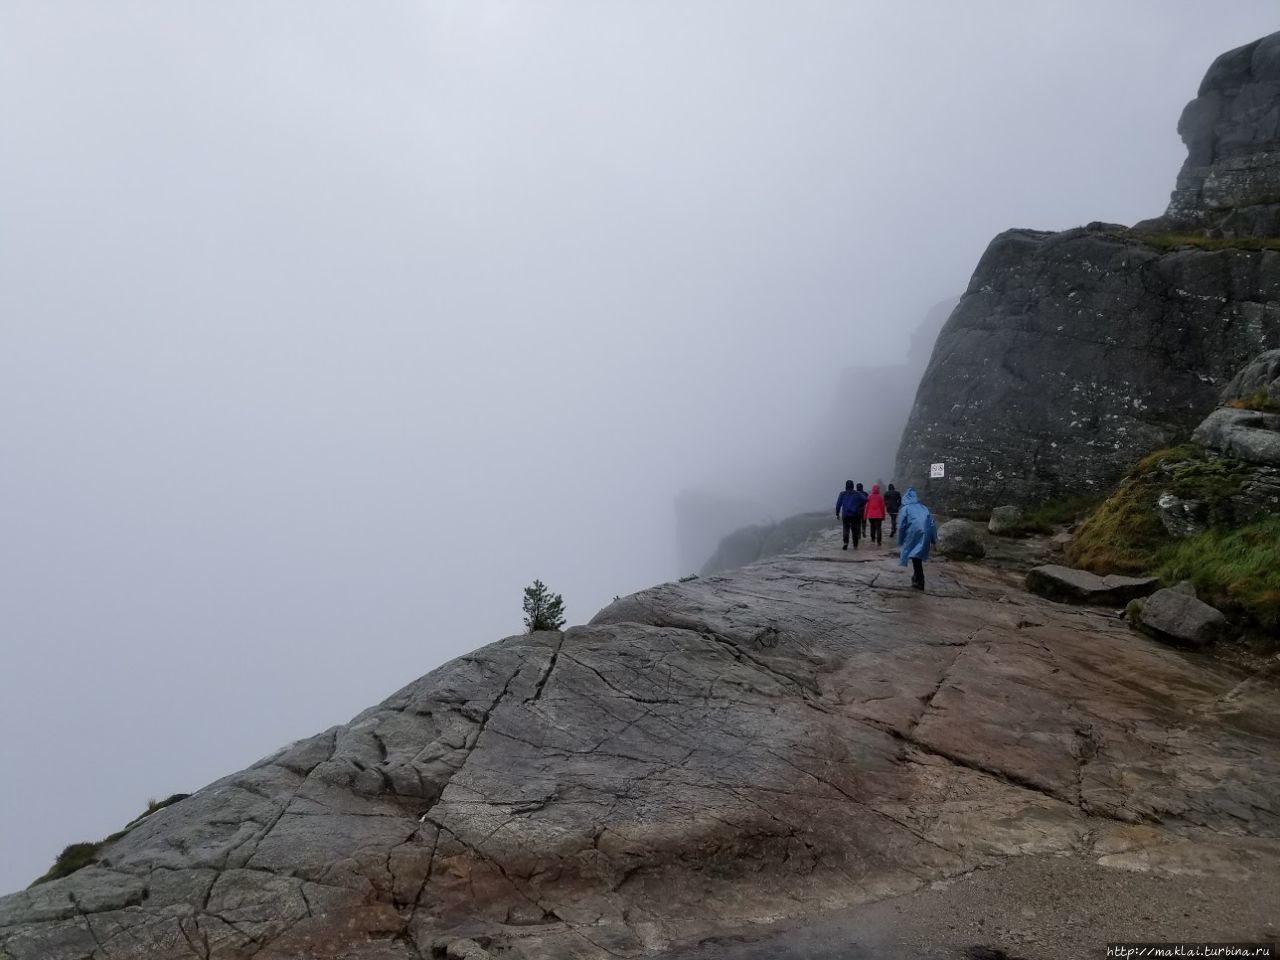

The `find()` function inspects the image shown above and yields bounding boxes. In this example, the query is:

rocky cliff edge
[3,537,1277,959]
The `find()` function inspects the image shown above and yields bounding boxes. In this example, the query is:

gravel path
[664,854,1280,959]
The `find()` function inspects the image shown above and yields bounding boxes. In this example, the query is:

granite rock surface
[1220,347,1280,406]
[3,533,1278,960]
[1025,565,1158,606]
[1129,587,1228,648]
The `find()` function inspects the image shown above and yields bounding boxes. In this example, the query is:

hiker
[864,483,887,546]
[896,486,937,589]
[835,480,868,550]
[857,483,869,538]
[884,483,903,537]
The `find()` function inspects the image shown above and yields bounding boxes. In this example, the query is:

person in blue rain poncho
[896,487,937,590]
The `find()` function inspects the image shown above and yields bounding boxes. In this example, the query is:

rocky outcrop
[698,510,832,575]
[895,226,1280,513]
[1165,349,1280,526]
[1025,564,1158,606]
[1062,344,1280,638]
[1154,490,1210,538]
[896,31,1280,514]
[1139,33,1280,236]
[1193,408,1280,465]
[3,533,1277,960]
[1072,440,1279,559]
[1221,347,1280,406]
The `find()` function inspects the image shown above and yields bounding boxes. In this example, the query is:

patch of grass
[1018,495,1105,534]
[1066,445,1251,574]
[135,793,188,824]
[1067,479,1168,574]
[31,843,102,886]
[678,574,699,582]
[1228,389,1280,412]
[29,793,190,887]
[1123,230,1280,253]
[945,507,992,522]
[1157,518,1280,632]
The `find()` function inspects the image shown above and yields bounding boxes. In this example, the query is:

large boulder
[1192,408,1280,467]
[1129,587,1228,647]
[936,518,986,559]
[987,505,1023,536]
[1025,564,1159,606]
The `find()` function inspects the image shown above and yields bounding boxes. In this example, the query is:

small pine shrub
[522,580,566,633]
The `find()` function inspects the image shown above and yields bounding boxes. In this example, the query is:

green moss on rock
[1123,230,1280,253]
[1229,389,1280,412]
[1069,444,1255,571]
[1068,444,1277,637]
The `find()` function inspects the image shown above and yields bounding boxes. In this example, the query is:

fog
[2,1,1276,893]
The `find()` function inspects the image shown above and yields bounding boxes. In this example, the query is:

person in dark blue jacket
[896,487,937,589]
[836,480,869,550]
[884,483,903,537]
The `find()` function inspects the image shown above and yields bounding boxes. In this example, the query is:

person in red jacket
[863,483,887,546]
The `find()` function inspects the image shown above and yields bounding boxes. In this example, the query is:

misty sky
[2,2,1276,893]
